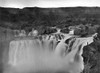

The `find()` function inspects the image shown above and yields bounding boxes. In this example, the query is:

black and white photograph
[0,0,100,73]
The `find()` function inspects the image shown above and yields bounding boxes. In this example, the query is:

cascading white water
[7,33,95,73]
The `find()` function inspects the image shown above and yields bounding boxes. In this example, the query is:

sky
[0,0,100,8]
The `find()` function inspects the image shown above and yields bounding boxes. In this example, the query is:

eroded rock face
[3,33,95,73]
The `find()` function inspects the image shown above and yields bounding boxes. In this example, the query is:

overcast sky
[0,0,100,8]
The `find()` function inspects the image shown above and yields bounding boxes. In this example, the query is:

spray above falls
[7,28,97,73]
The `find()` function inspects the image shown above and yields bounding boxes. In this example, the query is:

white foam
[7,33,96,73]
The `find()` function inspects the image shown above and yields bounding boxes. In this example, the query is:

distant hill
[0,7,100,30]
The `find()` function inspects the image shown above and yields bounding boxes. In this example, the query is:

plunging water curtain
[7,32,95,73]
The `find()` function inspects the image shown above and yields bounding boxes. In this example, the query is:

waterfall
[7,34,95,73]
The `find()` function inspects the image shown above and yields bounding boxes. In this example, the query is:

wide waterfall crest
[8,33,97,73]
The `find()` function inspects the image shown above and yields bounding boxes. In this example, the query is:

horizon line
[0,6,100,9]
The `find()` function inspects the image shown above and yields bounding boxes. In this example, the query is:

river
[2,32,96,73]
